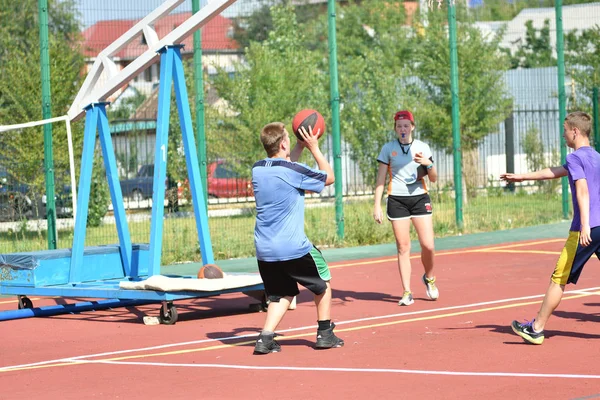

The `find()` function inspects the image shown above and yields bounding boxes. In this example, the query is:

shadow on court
[35,296,264,324]
[466,323,600,343]
[332,288,398,304]
[205,327,315,349]
[553,309,600,323]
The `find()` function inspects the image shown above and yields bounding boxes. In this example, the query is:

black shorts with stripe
[257,247,331,302]
[387,193,433,220]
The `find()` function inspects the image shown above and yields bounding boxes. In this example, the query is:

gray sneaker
[253,333,281,354]
[398,291,414,306]
[315,323,344,349]
[422,274,439,300]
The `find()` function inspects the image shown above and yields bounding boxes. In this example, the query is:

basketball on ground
[292,109,325,141]
[197,264,225,279]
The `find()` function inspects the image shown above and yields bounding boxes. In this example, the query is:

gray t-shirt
[377,139,433,196]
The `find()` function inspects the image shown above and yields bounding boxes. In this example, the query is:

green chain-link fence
[1,0,599,264]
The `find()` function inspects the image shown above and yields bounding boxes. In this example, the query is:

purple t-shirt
[564,146,600,231]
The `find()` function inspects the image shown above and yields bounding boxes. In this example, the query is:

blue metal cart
[0,46,264,324]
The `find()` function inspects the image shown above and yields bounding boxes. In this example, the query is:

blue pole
[172,46,215,265]
[0,299,156,321]
[97,105,133,276]
[70,104,100,282]
[148,47,175,276]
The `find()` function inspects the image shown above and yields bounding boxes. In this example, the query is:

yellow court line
[84,292,600,360]
[331,238,565,269]
[485,250,561,255]
[4,290,597,373]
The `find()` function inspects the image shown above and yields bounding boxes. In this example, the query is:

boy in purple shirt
[501,111,600,345]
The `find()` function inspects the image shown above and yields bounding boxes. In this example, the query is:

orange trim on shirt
[421,177,429,193]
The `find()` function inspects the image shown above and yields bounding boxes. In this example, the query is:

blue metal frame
[149,45,214,275]
[71,102,133,281]
[0,45,261,323]
[0,281,264,301]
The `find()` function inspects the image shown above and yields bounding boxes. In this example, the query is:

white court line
[2,285,600,372]
[76,359,600,379]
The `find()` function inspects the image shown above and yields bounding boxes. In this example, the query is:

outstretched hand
[500,173,524,183]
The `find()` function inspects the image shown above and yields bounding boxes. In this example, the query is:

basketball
[292,109,325,141]
[197,264,224,279]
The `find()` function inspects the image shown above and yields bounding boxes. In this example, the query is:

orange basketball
[197,264,224,279]
[292,109,326,141]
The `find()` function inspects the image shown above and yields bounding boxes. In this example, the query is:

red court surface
[2,238,600,399]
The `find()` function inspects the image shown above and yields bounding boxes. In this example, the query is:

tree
[408,10,513,196]
[565,25,600,111]
[0,0,85,196]
[232,0,325,50]
[506,19,555,69]
[211,4,329,170]
[304,0,414,185]
[232,3,274,50]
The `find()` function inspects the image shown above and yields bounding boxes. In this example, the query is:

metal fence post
[504,113,515,192]
[38,0,57,249]
[448,0,463,230]
[328,0,344,240]
[192,0,208,204]
[555,0,569,219]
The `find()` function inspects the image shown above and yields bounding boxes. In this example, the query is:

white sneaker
[422,274,439,300]
[398,291,414,306]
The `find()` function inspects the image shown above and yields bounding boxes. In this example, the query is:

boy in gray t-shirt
[501,111,600,345]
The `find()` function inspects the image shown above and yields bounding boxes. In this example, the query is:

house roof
[82,12,239,59]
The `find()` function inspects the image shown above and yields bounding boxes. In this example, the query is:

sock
[260,330,274,337]
[317,320,331,331]
[531,319,542,333]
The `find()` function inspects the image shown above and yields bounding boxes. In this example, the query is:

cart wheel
[159,304,178,325]
[18,296,33,309]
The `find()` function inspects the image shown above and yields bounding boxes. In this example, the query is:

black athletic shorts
[257,247,331,302]
[386,193,433,220]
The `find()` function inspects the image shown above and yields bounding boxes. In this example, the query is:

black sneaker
[511,319,544,345]
[253,333,281,354]
[315,323,344,349]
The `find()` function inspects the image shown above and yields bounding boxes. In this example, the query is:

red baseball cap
[394,110,414,124]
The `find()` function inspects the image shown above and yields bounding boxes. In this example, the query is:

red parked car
[207,160,253,198]
[178,160,253,199]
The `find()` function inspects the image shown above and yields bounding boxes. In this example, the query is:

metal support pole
[149,46,214,275]
[555,0,569,219]
[448,0,463,230]
[38,0,57,248]
[71,103,133,281]
[192,0,208,203]
[327,0,344,240]
[504,113,515,192]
